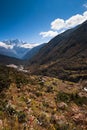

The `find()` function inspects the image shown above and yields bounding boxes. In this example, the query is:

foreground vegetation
[0,65,87,130]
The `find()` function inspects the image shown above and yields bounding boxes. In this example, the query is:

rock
[51,114,68,129]
[71,104,80,114]
[72,113,85,124]
[51,114,66,124]
[84,87,87,92]
[58,102,68,110]
[0,120,3,127]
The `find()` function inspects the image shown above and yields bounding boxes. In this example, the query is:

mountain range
[0,39,42,59]
[0,54,24,65]
[0,20,87,82]
[0,20,87,130]
[28,20,87,82]
[23,43,46,60]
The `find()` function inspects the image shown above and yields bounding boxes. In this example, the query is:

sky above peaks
[0,0,87,44]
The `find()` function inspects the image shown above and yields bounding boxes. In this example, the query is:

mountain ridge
[28,20,87,82]
[23,43,46,60]
[0,54,24,65]
[0,39,41,59]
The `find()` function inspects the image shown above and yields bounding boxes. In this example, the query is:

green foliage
[70,93,87,105]
[37,113,50,127]
[0,66,11,91]
[57,92,71,103]
[6,105,16,116]
[0,65,29,89]
[55,124,69,130]
[14,72,29,88]
[46,86,53,93]
[35,91,42,97]
[39,81,44,86]
[17,111,26,123]
[57,92,87,105]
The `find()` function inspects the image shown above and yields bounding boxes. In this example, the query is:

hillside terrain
[23,43,46,60]
[0,1,87,130]
[28,21,87,82]
[0,54,24,65]
[0,65,87,130]
[0,20,87,130]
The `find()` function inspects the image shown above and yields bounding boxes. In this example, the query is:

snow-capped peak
[0,39,40,59]
[0,41,14,49]
[18,43,40,49]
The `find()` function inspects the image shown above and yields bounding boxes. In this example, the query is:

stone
[72,113,85,123]
[58,102,68,110]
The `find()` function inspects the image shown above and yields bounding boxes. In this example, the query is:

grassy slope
[0,65,87,130]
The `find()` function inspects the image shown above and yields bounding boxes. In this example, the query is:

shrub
[6,105,16,116]
[0,72,11,91]
[15,73,29,88]
[57,92,71,103]
[57,92,87,105]
[37,113,50,127]
[17,111,26,123]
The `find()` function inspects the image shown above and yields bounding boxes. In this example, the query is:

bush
[37,113,50,127]
[57,92,71,103]
[55,124,69,130]
[6,105,16,116]
[17,111,26,123]
[57,92,87,105]
[71,93,87,105]
[15,73,29,88]
[0,66,11,91]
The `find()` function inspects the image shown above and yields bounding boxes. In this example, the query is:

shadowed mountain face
[28,21,87,82]
[23,43,46,60]
[0,54,24,65]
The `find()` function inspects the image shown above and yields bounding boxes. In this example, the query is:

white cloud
[51,11,87,31]
[0,42,14,49]
[0,41,40,49]
[51,19,65,30]
[19,43,40,49]
[65,14,84,28]
[40,30,58,38]
[83,3,87,8]
[83,11,87,17]
[40,11,87,39]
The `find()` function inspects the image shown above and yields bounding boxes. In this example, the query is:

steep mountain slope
[28,21,87,82]
[0,54,24,65]
[23,43,46,60]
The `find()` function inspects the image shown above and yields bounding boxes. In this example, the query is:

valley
[0,20,87,130]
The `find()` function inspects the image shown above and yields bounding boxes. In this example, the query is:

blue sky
[0,0,87,44]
